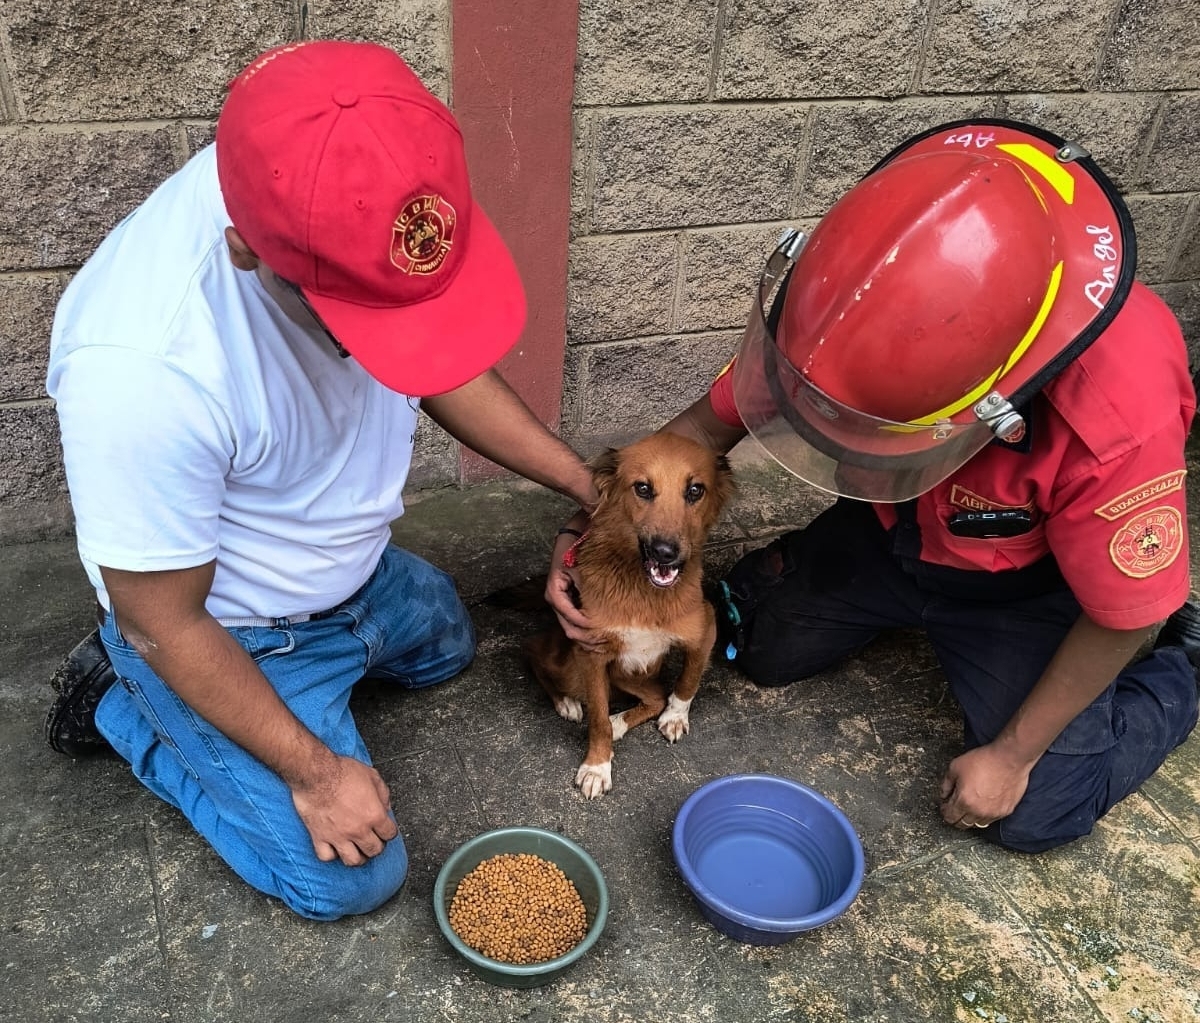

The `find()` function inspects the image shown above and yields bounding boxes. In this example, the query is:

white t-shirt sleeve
[52,345,233,573]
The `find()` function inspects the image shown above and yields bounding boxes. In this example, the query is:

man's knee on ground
[277,840,409,922]
[443,620,476,676]
[731,605,841,689]
[733,637,828,689]
[734,647,800,688]
[990,800,1098,855]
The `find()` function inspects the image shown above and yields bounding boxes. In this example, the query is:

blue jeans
[723,499,1199,853]
[94,544,475,920]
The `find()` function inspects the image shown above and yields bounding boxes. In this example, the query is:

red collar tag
[562,533,587,569]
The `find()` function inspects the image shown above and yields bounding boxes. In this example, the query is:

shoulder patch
[1108,506,1184,578]
[1094,471,1186,521]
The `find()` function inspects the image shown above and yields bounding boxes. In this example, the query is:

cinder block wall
[561,0,1200,453]
[0,0,1196,544]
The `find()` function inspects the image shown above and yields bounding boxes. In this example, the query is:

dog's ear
[709,452,737,516]
[589,448,621,500]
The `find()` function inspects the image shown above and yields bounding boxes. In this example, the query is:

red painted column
[451,0,579,482]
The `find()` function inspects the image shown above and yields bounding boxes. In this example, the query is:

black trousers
[721,499,1198,852]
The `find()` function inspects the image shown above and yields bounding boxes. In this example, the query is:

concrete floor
[2,445,1198,1023]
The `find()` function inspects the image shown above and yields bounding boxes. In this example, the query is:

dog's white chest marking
[612,627,673,673]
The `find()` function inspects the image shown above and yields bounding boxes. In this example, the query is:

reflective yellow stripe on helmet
[908,260,1063,426]
[996,142,1076,205]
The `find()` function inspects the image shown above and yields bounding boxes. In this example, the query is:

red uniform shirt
[709,282,1195,630]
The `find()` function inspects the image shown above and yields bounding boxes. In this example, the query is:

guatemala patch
[1093,470,1186,521]
[1108,506,1184,578]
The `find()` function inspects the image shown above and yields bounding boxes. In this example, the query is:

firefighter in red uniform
[551,120,1200,852]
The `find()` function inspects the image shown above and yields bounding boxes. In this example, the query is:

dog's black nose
[648,538,679,565]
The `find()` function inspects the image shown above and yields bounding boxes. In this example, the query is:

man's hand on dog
[547,520,608,651]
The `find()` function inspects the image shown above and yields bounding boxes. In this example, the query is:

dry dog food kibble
[449,852,588,964]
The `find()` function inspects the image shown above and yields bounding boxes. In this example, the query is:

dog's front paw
[554,696,584,722]
[657,694,693,743]
[575,760,612,799]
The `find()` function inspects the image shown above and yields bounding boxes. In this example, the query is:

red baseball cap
[215,41,526,396]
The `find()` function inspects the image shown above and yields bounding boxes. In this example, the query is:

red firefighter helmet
[732,120,1135,502]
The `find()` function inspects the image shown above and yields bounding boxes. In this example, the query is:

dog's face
[591,432,735,588]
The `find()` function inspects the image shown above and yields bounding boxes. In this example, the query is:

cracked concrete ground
[3,441,1198,1023]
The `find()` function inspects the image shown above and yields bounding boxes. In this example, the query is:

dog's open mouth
[646,561,681,588]
[641,540,684,588]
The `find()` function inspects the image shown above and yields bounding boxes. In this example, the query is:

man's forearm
[137,616,338,788]
[661,394,748,455]
[422,369,596,511]
[100,560,340,794]
[992,614,1154,766]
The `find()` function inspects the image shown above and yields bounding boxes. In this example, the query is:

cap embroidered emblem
[1108,506,1183,578]
[390,194,456,276]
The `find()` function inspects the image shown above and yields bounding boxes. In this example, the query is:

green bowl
[433,827,609,988]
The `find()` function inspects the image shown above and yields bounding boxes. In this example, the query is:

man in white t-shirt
[44,40,595,921]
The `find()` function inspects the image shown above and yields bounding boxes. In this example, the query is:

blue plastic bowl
[672,774,865,945]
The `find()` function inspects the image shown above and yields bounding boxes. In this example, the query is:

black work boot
[1154,600,1200,674]
[44,629,118,756]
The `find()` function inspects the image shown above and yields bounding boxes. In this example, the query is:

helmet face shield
[732,258,996,502]
[732,119,1136,503]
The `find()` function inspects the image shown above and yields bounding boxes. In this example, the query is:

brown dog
[524,431,735,798]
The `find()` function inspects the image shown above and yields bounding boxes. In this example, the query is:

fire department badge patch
[1109,506,1183,578]
[390,194,456,276]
